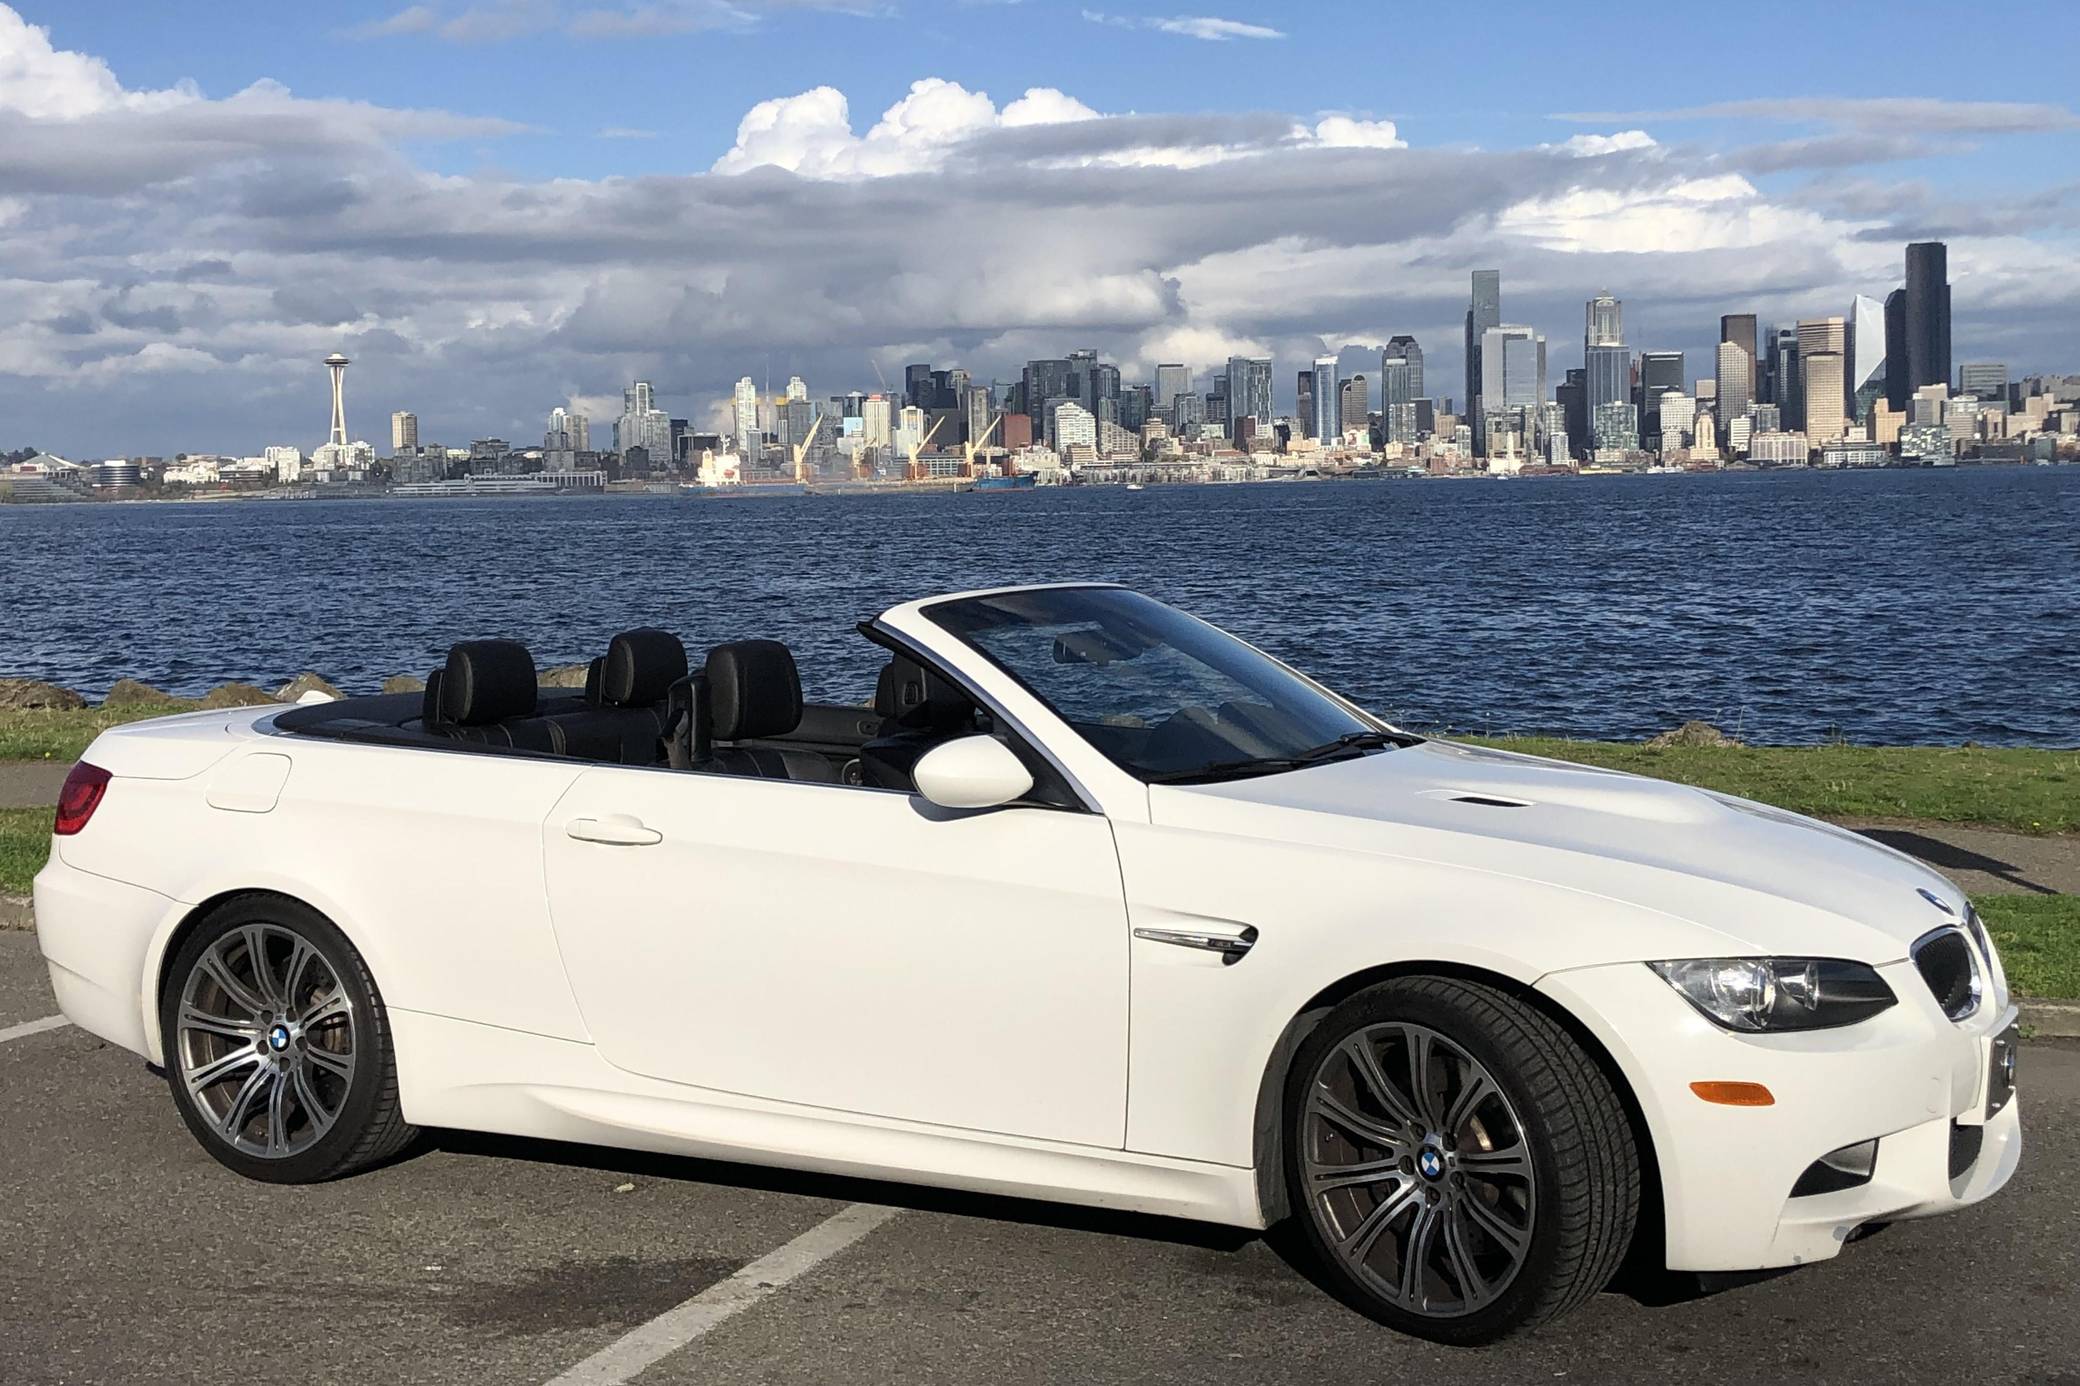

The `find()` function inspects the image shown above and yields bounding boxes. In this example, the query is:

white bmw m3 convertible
[35,583,2020,1343]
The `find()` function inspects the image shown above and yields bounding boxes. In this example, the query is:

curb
[0,894,30,932]
[2021,999,2080,1039]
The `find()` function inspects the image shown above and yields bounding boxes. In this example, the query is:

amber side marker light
[1691,1081,1775,1107]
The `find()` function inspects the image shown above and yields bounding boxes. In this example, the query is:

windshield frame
[918,584,1414,786]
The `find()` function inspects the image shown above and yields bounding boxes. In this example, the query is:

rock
[0,678,86,711]
[199,682,277,708]
[103,677,183,708]
[540,663,590,689]
[1645,720,1741,749]
[275,672,343,703]
[382,674,427,695]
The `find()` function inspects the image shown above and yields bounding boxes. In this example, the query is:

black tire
[159,895,417,1183]
[1282,976,1638,1345]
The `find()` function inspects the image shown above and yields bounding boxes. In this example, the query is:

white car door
[539,764,1130,1148]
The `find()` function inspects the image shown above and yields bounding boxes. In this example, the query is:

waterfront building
[1905,241,1951,397]
[1385,334,1424,399]
[1311,354,1340,444]
[1465,270,1501,451]
[894,404,926,459]
[390,411,418,452]
[1592,400,1639,454]
[1052,401,1097,457]
[1900,421,1953,462]
[1154,363,1191,410]
[1658,392,1696,445]
[264,445,303,483]
[1911,383,1949,427]
[1750,430,1808,464]
[1715,340,1754,423]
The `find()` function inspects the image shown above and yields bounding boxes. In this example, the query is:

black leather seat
[859,655,979,791]
[548,628,687,764]
[436,639,565,753]
[675,640,837,783]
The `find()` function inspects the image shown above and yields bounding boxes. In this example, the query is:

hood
[1150,739,1967,962]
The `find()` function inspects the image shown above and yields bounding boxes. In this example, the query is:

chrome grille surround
[1911,926,1982,1022]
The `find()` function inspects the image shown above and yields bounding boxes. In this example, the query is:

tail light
[54,762,112,836]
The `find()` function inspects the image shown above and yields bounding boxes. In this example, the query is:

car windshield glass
[924,587,1396,783]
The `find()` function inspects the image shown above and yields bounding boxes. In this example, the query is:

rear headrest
[704,640,802,741]
[873,656,972,730]
[421,668,446,726]
[603,628,689,706]
[441,639,537,726]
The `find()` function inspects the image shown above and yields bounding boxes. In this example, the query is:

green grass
[0,702,195,762]
[1979,895,2080,1001]
[0,808,48,897]
[1465,738,2079,835]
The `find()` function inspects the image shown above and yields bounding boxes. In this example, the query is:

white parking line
[0,1014,68,1044]
[543,1201,902,1386]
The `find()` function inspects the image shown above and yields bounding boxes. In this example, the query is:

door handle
[1133,924,1257,962]
[565,814,663,847]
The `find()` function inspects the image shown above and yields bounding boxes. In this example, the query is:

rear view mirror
[911,736,1034,810]
[1052,627,1146,665]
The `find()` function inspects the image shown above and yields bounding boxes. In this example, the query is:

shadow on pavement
[1854,827,2058,895]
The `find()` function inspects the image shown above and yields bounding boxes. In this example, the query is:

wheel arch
[1249,959,1665,1266]
[143,884,381,1064]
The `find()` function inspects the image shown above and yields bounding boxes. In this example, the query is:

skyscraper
[1585,293,1622,348]
[1154,363,1192,410]
[1295,371,1315,438]
[1848,294,1887,424]
[1311,354,1341,443]
[731,377,758,455]
[1225,356,1273,428]
[1380,351,1417,443]
[1802,351,1847,444]
[1715,340,1754,422]
[1385,334,1424,399]
[390,410,417,452]
[1904,241,1951,394]
[1637,351,1684,441]
[1339,375,1369,436]
[1767,327,1802,430]
[1465,271,1501,450]
[1480,325,1545,456]
[1720,314,1758,374]
[1883,290,1909,411]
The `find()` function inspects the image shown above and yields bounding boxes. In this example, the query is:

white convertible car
[36,584,2019,1343]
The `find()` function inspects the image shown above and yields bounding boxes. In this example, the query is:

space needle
[324,351,351,449]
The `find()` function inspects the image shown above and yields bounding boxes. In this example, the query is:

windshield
[923,587,1402,783]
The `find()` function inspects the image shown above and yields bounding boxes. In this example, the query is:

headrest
[420,668,446,726]
[603,628,689,706]
[704,640,802,741]
[873,656,971,730]
[441,639,537,726]
[583,656,604,705]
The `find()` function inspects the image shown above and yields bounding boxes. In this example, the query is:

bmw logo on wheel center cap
[1417,1147,1445,1180]
[267,1023,292,1052]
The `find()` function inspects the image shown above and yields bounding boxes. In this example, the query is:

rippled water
[3,468,2075,745]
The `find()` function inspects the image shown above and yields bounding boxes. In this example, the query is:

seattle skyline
[2,1,2077,455]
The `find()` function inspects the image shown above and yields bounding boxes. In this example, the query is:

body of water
[2,468,2075,745]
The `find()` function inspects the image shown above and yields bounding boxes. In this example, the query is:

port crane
[791,411,824,485]
[962,412,1002,479]
[904,415,946,483]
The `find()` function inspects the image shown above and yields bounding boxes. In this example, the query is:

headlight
[1647,958,1897,1032]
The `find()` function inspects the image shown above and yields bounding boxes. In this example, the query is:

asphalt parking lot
[3,932,2076,1386]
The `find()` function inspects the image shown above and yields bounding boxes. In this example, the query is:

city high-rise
[1637,351,1685,441]
[730,377,758,455]
[1797,317,1848,443]
[1311,354,1341,443]
[1848,294,1887,424]
[1720,314,1758,374]
[1904,241,1951,395]
[1583,293,1629,452]
[1225,356,1273,429]
[1154,364,1191,410]
[1715,340,1754,422]
[390,410,417,452]
[1465,271,1501,449]
[1385,334,1424,400]
[1380,349,1418,444]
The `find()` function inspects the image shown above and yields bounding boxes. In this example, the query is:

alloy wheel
[1300,1021,1538,1318]
[174,922,358,1159]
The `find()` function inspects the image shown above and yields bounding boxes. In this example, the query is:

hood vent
[1450,794,1531,809]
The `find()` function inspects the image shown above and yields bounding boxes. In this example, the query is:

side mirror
[911,736,1034,811]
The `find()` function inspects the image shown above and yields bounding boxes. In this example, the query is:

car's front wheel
[1283,976,1638,1344]
[160,895,417,1182]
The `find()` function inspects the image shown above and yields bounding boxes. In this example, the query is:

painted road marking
[543,1202,902,1386]
[0,1014,68,1044]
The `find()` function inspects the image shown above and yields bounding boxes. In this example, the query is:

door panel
[541,766,1130,1148]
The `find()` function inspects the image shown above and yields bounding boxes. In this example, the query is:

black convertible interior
[273,626,1070,802]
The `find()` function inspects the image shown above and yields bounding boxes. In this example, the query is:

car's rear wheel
[1283,976,1638,1344]
[160,895,416,1182]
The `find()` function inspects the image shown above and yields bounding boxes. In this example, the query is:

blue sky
[2,0,2076,454]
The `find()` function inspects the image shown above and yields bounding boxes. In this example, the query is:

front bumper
[1539,959,2022,1272]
